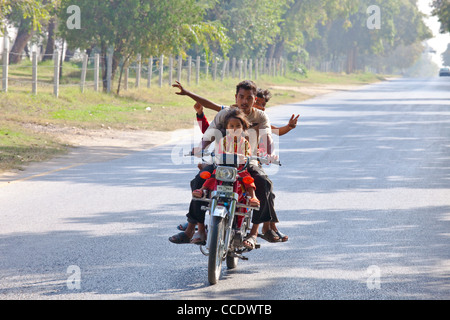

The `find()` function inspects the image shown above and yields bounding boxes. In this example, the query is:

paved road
[1,77,449,300]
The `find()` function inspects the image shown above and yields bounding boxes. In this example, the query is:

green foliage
[205,0,289,57]
[183,21,231,61]
[0,0,54,34]
[3,0,433,81]
[57,0,231,93]
[432,0,450,33]
[306,0,431,72]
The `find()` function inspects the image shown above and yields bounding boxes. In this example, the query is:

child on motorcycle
[190,109,260,244]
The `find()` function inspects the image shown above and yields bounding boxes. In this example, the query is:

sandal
[243,235,258,250]
[177,222,188,231]
[259,229,281,243]
[190,232,206,245]
[177,222,198,231]
[275,230,288,242]
[168,232,191,244]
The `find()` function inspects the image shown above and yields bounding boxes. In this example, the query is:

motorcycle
[188,150,280,285]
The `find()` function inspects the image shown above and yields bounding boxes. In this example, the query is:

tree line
[1,0,436,93]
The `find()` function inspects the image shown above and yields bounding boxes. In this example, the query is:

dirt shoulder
[32,82,364,152]
[0,126,174,182]
[269,83,364,96]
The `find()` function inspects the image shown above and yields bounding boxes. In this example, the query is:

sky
[417,0,450,67]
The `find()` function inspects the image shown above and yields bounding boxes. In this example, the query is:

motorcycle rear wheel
[208,216,226,285]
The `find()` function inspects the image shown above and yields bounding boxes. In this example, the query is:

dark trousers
[186,163,278,225]
[247,164,279,224]
[186,164,215,224]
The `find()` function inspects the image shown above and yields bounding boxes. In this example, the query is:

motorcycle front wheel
[208,216,226,285]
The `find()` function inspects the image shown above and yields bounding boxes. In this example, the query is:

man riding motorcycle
[169,80,279,250]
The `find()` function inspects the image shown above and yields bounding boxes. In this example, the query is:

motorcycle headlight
[215,166,237,182]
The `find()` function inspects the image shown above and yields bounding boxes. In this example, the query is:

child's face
[226,117,243,137]
[255,97,266,111]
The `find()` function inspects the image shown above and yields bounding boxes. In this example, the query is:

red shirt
[196,113,210,134]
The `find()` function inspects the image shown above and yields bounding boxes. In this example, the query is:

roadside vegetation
[0,63,385,172]
[0,0,432,172]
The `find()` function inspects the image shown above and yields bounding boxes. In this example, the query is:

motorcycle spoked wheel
[208,216,227,285]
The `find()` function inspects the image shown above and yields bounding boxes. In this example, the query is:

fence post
[274,58,277,76]
[32,51,37,94]
[232,57,236,78]
[124,67,129,91]
[221,59,226,81]
[196,56,200,85]
[168,55,173,85]
[187,56,192,85]
[94,54,99,92]
[80,53,88,93]
[268,58,272,77]
[106,50,112,93]
[260,58,264,76]
[2,35,8,92]
[213,59,218,81]
[53,50,60,97]
[244,59,247,79]
[177,55,182,83]
[249,59,253,79]
[159,54,164,88]
[274,58,278,76]
[147,56,153,88]
[238,59,242,80]
[135,54,141,88]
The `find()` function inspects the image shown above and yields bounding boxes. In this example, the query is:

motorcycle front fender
[212,206,228,218]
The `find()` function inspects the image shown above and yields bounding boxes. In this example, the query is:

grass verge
[1,66,386,173]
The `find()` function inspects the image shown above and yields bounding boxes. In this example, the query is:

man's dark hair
[236,80,257,96]
[257,88,272,102]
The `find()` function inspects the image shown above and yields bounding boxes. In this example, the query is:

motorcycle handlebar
[185,150,281,166]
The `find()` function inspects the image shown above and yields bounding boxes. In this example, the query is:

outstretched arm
[271,114,300,136]
[173,81,222,112]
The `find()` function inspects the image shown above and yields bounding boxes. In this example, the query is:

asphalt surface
[0,77,449,300]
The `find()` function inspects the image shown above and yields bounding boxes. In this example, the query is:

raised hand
[172,81,188,95]
[288,114,300,129]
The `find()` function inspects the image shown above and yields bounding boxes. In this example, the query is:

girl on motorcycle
[190,109,260,244]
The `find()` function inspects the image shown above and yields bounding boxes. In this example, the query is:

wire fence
[1,43,373,97]
[1,49,291,97]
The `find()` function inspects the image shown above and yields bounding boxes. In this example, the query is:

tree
[2,0,54,64]
[442,43,450,66]
[267,0,360,60]
[308,0,431,73]
[58,0,229,94]
[205,0,288,58]
[1,0,52,34]
[432,0,450,33]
